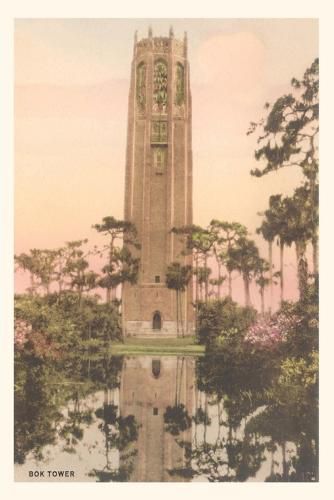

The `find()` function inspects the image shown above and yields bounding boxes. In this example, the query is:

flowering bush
[14,319,31,349]
[245,312,302,349]
[15,318,60,358]
[28,330,62,359]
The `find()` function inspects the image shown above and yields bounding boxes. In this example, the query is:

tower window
[153,408,159,416]
[151,121,168,143]
[155,275,160,283]
[175,63,185,106]
[153,60,168,113]
[153,147,167,173]
[152,359,161,378]
[136,62,146,112]
[153,311,162,330]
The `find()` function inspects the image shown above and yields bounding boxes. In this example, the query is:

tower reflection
[120,356,194,481]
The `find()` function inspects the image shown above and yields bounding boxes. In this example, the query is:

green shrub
[197,297,257,348]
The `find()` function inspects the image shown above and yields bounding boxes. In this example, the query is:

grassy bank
[109,336,204,356]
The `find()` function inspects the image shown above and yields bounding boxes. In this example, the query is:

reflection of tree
[59,391,93,453]
[88,459,136,482]
[92,395,139,482]
[164,405,191,436]
[166,388,266,482]
[168,433,266,482]
[196,351,275,437]
[163,356,192,435]
[168,352,317,482]
[89,355,124,389]
[14,356,63,463]
[163,357,192,436]
[14,352,125,465]
[246,404,318,481]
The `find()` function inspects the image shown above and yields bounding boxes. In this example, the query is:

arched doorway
[152,311,162,331]
[152,359,161,378]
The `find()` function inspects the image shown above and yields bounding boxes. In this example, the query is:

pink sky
[14,19,318,309]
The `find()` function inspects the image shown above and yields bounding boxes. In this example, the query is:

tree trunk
[178,357,185,402]
[228,271,232,298]
[260,288,265,315]
[29,273,35,296]
[280,240,284,304]
[78,285,83,309]
[203,394,208,444]
[107,237,115,305]
[312,235,318,275]
[268,240,273,314]
[243,275,251,307]
[175,357,179,406]
[204,256,209,302]
[176,290,179,336]
[195,255,199,302]
[296,240,308,300]
[309,165,318,277]
[217,261,221,299]
[216,401,222,443]
[270,447,275,476]
[180,291,184,338]
[58,260,64,293]
[282,441,288,480]
[195,255,199,335]
[194,388,199,447]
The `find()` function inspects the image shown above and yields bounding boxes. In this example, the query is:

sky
[14,18,318,308]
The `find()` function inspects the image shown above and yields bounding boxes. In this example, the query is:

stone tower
[123,28,193,337]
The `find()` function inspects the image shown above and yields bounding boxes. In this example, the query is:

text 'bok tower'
[122,27,193,337]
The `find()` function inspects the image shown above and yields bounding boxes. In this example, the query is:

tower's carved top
[134,30,187,58]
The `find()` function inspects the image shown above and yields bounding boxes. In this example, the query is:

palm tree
[268,195,288,305]
[15,251,38,295]
[256,218,276,313]
[258,195,293,306]
[227,237,261,307]
[283,186,316,300]
[93,216,139,303]
[254,258,270,315]
[209,220,248,299]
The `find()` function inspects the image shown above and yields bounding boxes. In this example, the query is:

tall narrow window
[175,63,184,106]
[153,312,162,330]
[151,121,168,143]
[153,147,167,173]
[153,60,168,112]
[136,62,146,112]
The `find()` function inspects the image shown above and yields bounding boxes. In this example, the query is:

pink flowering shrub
[14,319,60,358]
[28,330,61,359]
[14,319,31,349]
[245,312,302,349]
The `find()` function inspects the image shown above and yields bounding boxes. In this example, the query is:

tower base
[124,321,194,338]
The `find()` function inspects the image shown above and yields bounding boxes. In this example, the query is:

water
[14,353,318,482]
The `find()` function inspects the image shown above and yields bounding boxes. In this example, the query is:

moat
[14,353,318,482]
